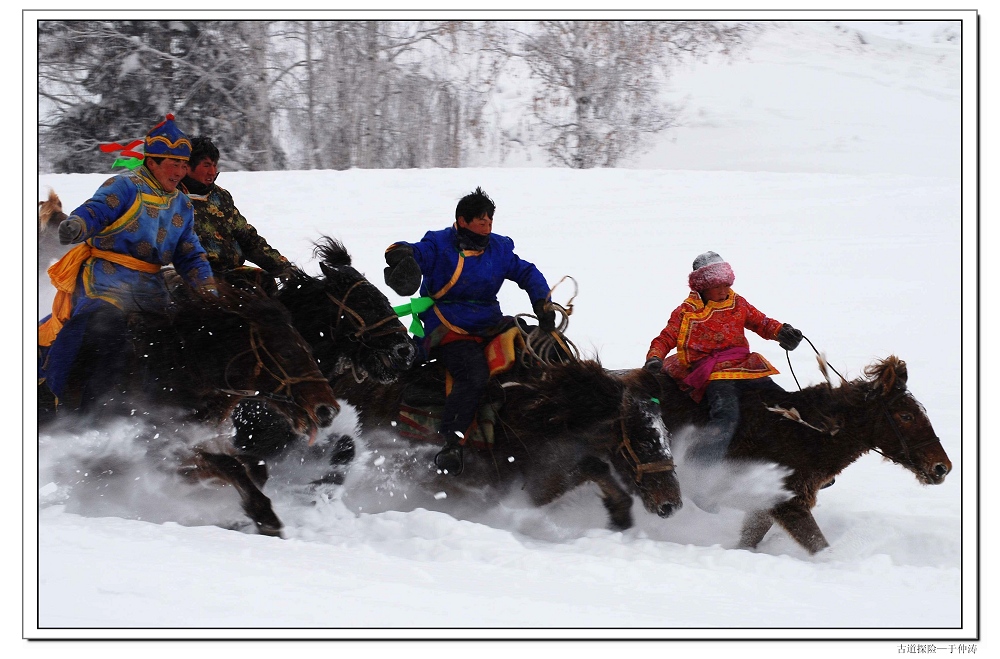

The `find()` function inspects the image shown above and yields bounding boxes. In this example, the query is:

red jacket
[647,290,784,401]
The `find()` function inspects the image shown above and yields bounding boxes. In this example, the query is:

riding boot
[434,430,464,475]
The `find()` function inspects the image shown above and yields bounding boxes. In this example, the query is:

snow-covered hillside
[25,17,979,656]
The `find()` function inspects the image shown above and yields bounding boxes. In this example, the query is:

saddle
[397,326,525,449]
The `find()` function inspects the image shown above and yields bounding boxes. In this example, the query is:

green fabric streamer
[112,157,143,171]
[393,296,434,338]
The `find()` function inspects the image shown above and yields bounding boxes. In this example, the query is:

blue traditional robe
[399,226,550,342]
[39,166,215,400]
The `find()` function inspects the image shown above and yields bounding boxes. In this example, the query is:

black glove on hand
[644,357,663,373]
[777,323,803,351]
[58,217,85,245]
[383,244,422,297]
[532,299,557,332]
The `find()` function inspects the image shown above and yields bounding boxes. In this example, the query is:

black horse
[330,358,683,530]
[233,237,415,460]
[38,284,341,536]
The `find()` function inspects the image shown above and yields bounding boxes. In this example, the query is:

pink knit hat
[688,251,735,291]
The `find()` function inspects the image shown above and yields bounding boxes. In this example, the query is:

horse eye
[898,412,914,423]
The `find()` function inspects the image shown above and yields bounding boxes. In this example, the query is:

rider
[179,136,291,295]
[382,186,556,474]
[39,114,217,409]
[644,251,803,466]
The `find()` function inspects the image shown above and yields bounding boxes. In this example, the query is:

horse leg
[197,451,283,538]
[738,509,775,550]
[768,498,830,554]
[578,456,635,531]
[524,455,634,531]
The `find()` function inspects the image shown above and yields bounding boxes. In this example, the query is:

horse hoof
[255,520,283,538]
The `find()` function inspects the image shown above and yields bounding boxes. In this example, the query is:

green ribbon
[393,296,434,338]
[112,157,143,171]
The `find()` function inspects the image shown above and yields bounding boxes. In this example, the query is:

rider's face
[701,285,731,303]
[188,157,218,187]
[457,212,493,236]
[146,157,189,192]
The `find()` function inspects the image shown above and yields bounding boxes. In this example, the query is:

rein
[220,324,328,405]
[617,417,675,484]
[784,335,939,473]
[326,280,408,342]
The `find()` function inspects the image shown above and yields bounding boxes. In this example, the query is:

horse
[647,355,951,554]
[328,357,683,530]
[39,284,341,536]
[232,236,416,459]
[38,188,67,236]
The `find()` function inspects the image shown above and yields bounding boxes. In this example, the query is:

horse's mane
[314,236,352,269]
[514,359,625,430]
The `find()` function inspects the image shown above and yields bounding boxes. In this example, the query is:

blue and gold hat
[144,113,191,160]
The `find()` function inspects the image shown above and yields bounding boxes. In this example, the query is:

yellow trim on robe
[37,244,161,347]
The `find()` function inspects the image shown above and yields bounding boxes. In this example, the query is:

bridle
[863,387,942,472]
[325,280,408,343]
[617,415,675,485]
[220,323,329,406]
[786,335,942,469]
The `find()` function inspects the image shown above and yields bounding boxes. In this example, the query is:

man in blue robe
[39,114,217,409]
[383,187,555,474]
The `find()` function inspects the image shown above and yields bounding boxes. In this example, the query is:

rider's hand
[58,217,85,245]
[533,299,556,332]
[384,244,421,296]
[644,357,663,373]
[777,323,803,351]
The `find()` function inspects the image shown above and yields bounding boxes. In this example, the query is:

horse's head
[38,188,67,235]
[612,368,683,518]
[169,287,340,441]
[280,237,416,384]
[860,356,951,485]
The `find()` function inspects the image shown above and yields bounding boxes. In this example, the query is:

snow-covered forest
[24,11,985,657]
[37,19,771,173]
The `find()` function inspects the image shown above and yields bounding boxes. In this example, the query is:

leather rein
[220,323,328,405]
[326,279,408,342]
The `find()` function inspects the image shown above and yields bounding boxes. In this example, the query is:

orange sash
[38,243,161,347]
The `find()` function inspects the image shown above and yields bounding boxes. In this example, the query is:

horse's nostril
[316,404,337,427]
[934,463,949,478]
[658,502,680,518]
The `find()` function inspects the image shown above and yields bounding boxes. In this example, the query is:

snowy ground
[23,14,983,657]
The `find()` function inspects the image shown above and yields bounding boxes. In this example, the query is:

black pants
[687,377,785,464]
[434,339,490,437]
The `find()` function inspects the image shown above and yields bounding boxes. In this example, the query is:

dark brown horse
[332,359,683,530]
[648,355,951,554]
[233,236,415,459]
[39,284,340,536]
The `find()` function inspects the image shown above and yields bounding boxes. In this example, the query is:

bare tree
[512,20,755,168]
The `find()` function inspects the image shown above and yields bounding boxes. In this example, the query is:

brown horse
[647,355,951,554]
[38,188,67,235]
[331,358,683,530]
[39,284,340,536]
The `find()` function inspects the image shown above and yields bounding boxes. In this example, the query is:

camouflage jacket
[180,180,288,275]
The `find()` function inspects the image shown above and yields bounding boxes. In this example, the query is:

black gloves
[644,357,663,373]
[777,323,803,351]
[383,244,422,297]
[533,299,556,332]
[58,217,85,245]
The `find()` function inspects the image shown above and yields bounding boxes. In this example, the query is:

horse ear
[319,262,338,280]
[873,356,908,395]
